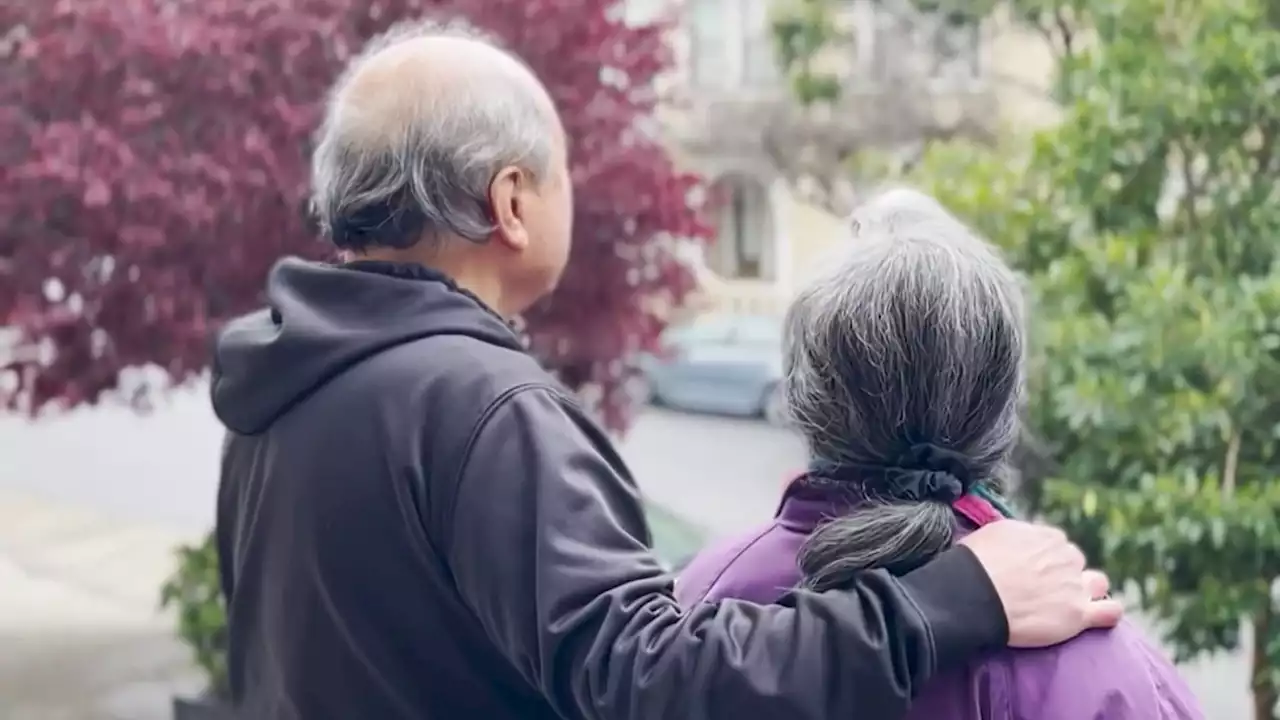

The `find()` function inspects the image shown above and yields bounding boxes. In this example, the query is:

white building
[627,0,1058,315]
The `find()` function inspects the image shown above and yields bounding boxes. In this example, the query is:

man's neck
[355,248,510,317]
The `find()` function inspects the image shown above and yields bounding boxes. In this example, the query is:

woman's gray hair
[309,19,557,251]
[785,187,1026,590]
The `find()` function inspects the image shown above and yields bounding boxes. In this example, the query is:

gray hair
[785,187,1026,590]
[309,19,558,251]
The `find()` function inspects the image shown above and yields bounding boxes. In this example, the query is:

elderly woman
[677,189,1202,719]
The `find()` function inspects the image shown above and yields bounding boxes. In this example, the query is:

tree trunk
[1253,597,1278,720]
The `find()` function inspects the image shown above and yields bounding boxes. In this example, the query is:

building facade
[627,0,1059,316]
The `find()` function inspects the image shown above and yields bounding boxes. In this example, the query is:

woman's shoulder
[674,521,807,606]
[992,620,1203,719]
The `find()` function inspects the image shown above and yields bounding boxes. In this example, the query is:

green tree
[893,0,1280,716]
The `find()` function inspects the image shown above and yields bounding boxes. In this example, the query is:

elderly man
[211,21,1121,720]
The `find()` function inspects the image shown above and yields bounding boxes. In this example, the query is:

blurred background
[2,0,1277,718]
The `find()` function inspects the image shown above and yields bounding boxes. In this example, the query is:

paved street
[0,386,1250,718]
[0,387,801,537]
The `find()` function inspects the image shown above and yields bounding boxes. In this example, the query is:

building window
[622,0,666,25]
[730,184,761,277]
[689,0,780,89]
[708,175,774,280]
[868,2,983,86]
[928,18,981,82]
[689,0,730,87]
[742,0,778,85]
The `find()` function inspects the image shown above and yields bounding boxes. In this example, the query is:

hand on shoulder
[959,520,1123,648]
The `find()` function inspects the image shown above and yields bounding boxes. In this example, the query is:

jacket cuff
[897,546,1008,673]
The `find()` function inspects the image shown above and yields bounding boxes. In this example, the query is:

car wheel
[760,383,788,426]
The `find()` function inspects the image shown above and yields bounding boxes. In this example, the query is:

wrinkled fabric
[213,258,1013,720]
[677,481,1205,720]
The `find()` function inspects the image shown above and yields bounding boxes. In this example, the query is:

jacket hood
[211,258,522,435]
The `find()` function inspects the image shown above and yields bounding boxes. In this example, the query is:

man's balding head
[310,20,564,252]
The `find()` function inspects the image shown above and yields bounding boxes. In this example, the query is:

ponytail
[799,500,955,591]
[796,443,1008,592]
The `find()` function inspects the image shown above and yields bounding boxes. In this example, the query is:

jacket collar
[343,260,512,328]
[774,477,861,533]
[774,474,1003,532]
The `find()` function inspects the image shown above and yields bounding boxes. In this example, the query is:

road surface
[1,388,801,537]
[0,386,1250,718]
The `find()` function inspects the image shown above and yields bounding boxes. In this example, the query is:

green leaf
[159,532,228,695]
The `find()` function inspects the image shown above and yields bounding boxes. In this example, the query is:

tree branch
[1053,7,1076,60]
[1222,427,1240,498]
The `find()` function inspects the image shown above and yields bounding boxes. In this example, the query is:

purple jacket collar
[773,479,857,532]
[774,475,1004,534]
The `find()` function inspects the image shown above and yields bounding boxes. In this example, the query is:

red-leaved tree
[0,0,706,432]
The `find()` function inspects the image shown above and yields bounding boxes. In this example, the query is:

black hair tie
[808,443,973,504]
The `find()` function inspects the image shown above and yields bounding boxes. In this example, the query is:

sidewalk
[0,489,206,720]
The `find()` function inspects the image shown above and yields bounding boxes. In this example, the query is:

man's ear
[489,166,530,252]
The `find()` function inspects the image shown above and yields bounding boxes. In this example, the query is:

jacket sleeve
[441,385,1007,720]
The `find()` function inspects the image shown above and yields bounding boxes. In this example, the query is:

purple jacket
[677,481,1204,720]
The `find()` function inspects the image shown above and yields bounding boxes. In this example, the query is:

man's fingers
[1083,597,1124,629]
[1082,570,1121,630]
[1083,569,1110,599]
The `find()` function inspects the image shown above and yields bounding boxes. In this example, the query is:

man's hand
[959,520,1123,648]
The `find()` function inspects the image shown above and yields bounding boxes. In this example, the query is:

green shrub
[159,531,228,698]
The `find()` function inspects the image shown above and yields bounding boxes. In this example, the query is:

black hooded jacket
[211,258,1008,720]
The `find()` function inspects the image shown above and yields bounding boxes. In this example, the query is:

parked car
[636,312,787,425]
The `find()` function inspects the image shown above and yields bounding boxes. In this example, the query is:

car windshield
[667,316,735,345]
[732,316,782,347]
[667,314,780,348]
